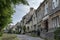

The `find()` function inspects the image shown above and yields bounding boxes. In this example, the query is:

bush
[54,27,60,40]
[0,30,3,36]
[0,32,2,36]
[44,38,48,40]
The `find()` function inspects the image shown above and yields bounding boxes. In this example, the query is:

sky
[12,0,43,25]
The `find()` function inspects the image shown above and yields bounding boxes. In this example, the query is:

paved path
[17,35,44,40]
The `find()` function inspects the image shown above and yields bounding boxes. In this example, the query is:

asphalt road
[17,35,44,40]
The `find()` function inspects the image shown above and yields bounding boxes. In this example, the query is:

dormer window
[45,2,48,15]
[52,0,59,9]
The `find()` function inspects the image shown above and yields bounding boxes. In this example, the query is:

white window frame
[52,16,59,28]
[52,0,59,9]
[45,2,48,15]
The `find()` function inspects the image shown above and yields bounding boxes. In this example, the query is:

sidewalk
[17,34,44,40]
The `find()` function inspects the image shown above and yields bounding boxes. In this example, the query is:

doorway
[44,20,48,32]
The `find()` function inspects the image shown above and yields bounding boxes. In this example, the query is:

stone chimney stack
[30,7,34,11]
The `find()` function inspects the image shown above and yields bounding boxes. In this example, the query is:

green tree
[0,0,28,36]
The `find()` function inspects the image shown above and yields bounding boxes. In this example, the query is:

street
[17,35,44,40]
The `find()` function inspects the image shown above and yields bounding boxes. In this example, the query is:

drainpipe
[35,10,39,35]
[59,16,60,27]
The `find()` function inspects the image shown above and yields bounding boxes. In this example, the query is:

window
[34,17,35,20]
[31,26,32,28]
[34,25,36,29]
[27,26,29,30]
[52,0,59,9]
[52,16,59,28]
[45,2,48,15]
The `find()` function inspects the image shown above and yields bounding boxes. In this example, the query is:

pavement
[17,35,44,40]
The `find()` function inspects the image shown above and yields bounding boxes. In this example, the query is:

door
[44,20,48,32]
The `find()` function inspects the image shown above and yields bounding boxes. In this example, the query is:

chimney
[30,7,34,11]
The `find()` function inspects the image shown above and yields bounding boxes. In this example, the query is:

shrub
[0,30,3,36]
[54,27,60,40]
[0,32,2,36]
[45,38,48,40]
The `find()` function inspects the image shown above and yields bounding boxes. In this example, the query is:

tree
[0,0,28,36]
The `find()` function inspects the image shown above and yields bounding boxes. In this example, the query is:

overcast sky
[12,0,43,25]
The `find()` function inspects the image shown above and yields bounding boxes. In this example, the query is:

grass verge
[0,33,19,40]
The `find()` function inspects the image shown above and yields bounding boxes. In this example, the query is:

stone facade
[18,0,60,39]
[32,10,38,31]
[36,0,60,39]
[20,8,35,32]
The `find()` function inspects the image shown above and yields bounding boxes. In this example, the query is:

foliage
[44,38,48,40]
[54,27,60,40]
[23,26,26,33]
[0,32,3,36]
[0,0,28,36]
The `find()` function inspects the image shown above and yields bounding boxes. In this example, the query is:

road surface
[17,35,44,40]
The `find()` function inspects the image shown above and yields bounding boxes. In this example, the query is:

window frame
[44,2,48,15]
[52,16,59,28]
[52,0,59,9]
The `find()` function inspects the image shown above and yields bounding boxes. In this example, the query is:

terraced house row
[20,0,60,40]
